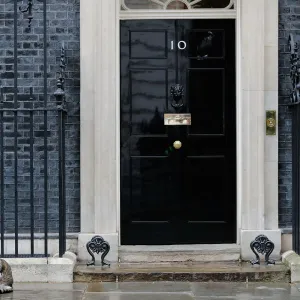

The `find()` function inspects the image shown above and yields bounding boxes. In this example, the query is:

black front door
[120,19,236,245]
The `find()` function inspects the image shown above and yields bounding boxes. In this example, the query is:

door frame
[79,0,280,262]
[117,2,241,246]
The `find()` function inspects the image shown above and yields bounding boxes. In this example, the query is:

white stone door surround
[78,0,280,263]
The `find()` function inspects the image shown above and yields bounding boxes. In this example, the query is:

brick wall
[0,0,80,234]
[279,0,296,229]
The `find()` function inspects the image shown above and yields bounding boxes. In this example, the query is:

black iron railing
[0,0,67,258]
[289,34,300,254]
[55,44,67,258]
[0,82,67,257]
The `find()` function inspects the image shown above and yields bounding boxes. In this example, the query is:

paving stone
[196,298,300,300]
[13,283,88,291]
[194,298,236,300]
[0,282,299,300]
[293,282,300,291]
[191,282,295,297]
[87,282,191,293]
[0,290,83,300]
[84,294,194,300]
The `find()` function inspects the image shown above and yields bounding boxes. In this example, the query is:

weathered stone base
[119,245,240,263]
[74,262,290,283]
[77,233,118,263]
[5,251,77,283]
[282,250,300,283]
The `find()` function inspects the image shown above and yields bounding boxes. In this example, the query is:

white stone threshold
[119,244,240,263]
[120,244,240,252]
[5,251,77,283]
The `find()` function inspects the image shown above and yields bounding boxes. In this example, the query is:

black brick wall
[279,0,296,229]
[0,0,80,234]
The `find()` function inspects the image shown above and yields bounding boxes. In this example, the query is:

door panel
[130,157,171,222]
[121,20,175,245]
[184,156,227,222]
[130,69,168,135]
[188,68,225,134]
[120,19,236,245]
[130,31,168,59]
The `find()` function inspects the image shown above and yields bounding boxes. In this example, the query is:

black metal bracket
[170,84,184,109]
[86,236,111,267]
[19,0,33,28]
[250,234,275,265]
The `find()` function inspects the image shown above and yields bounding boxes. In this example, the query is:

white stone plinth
[241,230,281,261]
[4,251,77,283]
[77,233,118,263]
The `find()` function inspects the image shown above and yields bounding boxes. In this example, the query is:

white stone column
[78,0,118,263]
[79,0,96,235]
[241,0,265,230]
[240,0,280,259]
[94,0,118,236]
[264,0,279,231]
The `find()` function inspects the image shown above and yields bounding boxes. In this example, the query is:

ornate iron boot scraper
[86,236,111,267]
[250,235,275,265]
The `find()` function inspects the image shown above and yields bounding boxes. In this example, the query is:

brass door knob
[173,140,182,150]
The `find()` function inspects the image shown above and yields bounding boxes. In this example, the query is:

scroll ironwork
[121,0,235,10]
[250,234,275,265]
[86,236,111,267]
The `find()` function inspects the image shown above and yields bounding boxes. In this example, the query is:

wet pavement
[1,282,300,299]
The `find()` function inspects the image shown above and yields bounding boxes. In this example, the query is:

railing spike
[289,34,300,105]
[19,0,34,28]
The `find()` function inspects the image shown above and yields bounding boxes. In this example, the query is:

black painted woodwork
[120,19,236,245]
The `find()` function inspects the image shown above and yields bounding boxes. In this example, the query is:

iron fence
[0,0,68,258]
[291,103,300,254]
[0,86,67,258]
[289,34,300,254]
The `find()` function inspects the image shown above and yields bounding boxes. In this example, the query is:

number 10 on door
[171,41,187,50]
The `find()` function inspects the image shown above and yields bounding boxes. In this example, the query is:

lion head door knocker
[170,84,184,109]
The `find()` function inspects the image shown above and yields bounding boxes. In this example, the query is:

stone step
[74,262,290,283]
[118,245,241,263]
